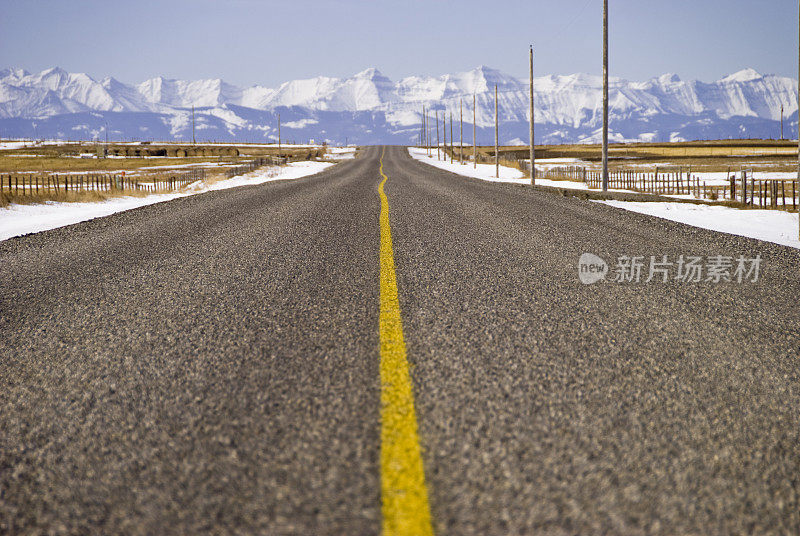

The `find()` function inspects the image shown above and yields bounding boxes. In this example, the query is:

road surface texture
[1,146,798,534]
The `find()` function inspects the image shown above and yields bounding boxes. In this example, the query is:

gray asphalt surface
[2,146,799,534]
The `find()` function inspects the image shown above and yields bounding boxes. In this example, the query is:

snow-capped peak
[657,73,682,84]
[0,67,31,82]
[721,68,762,83]
[354,67,386,80]
[0,65,797,145]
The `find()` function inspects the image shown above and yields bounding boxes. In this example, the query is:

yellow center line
[378,147,435,536]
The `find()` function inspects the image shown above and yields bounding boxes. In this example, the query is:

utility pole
[460,98,464,164]
[443,109,447,159]
[529,45,535,185]
[780,104,784,140]
[422,105,426,150]
[473,93,477,169]
[427,110,431,156]
[450,112,454,163]
[424,108,428,155]
[602,0,609,191]
[421,105,425,147]
[192,106,196,145]
[427,108,431,157]
[446,111,450,161]
[278,112,281,158]
[436,111,440,160]
[495,84,499,178]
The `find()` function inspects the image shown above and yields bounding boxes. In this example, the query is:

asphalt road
[1,146,799,534]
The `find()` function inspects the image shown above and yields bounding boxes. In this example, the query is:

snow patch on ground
[411,148,642,193]
[325,146,357,160]
[408,147,525,182]
[205,161,331,192]
[410,147,799,250]
[529,157,590,170]
[0,141,30,150]
[598,200,800,249]
[0,161,333,241]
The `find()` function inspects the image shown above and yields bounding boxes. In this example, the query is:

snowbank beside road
[325,146,357,160]
[410,147,799,250]
[409,147,639,192]
[0,161,333,241]
[597,200,800,249]
[408,147,526,183]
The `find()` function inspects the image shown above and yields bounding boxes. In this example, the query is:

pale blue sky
[1,0,797,86]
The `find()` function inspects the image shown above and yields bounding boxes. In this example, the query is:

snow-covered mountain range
[0,66,796,144]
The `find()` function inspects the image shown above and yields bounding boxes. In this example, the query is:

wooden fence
[1,168,206,197]
[539,165,799,211]
[224,157,275,179]
[2,156,289,199]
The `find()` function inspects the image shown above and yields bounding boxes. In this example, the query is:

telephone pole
[780,104,784,140]
[436,111,440,160]
[427,111,431,156]
[422,105,426,150]
[428,110,432,157]
[192,105,196,145]
[441,110,445,159]
[473,93,477,169]
[424,108,429,155]
[602,0,609,191]
[495,84,499,178]
[421,105,424,146]
[277,112,281,158]
[529,45,535,185]
[460,98,464,164]
[450,112,454,163]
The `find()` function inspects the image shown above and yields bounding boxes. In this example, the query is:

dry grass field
[0,141,327,205]
[469,139,799,173]
[438,140,799,210]
[0,142,324,173]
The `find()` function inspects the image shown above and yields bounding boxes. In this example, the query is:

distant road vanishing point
[1,146,799,534]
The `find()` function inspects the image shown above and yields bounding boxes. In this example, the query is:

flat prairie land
[0,142,324,173]
[472,139,799,173]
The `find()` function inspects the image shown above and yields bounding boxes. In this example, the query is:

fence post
[654,167,659,194]
[781,181,786,208]
[741,170,747,205]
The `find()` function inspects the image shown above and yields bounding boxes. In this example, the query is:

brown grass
[0,141,324,173]
[0,155,245,173]
[0,141,329,206]
[0,188,158,208]
[471,140,799,173]
[0,167,232,207]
